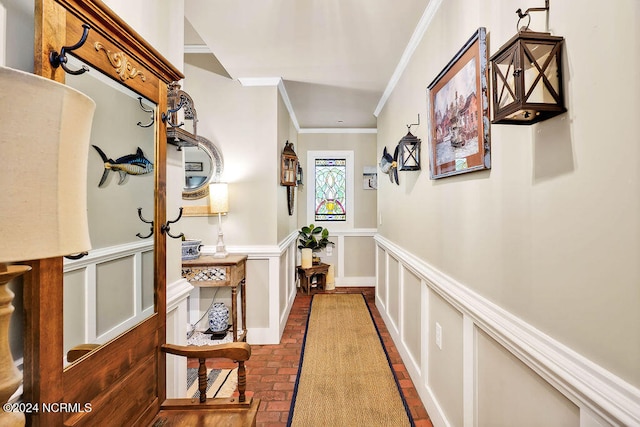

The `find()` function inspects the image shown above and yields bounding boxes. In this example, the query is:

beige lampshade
[209,182,229,214]
[0,66,96,263]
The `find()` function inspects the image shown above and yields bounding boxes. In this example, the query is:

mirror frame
[25,1,183,425]
[183,135,224,200]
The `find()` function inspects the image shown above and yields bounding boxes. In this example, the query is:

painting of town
[427,27,491,179]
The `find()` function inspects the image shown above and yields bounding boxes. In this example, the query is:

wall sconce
[398,115,421,171]
[490,0,566,125]
[209,182,229,258]
[164,82,199,149]
[280,141,298,215]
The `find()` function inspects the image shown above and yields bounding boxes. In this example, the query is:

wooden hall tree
[25,1,258,425]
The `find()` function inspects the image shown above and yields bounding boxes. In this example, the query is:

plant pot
[181,239,202,260]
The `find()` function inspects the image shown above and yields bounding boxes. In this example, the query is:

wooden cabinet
[182,255,248,342]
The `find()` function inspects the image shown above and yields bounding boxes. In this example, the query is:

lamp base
[213,227,227,258]
[0,264,29,427]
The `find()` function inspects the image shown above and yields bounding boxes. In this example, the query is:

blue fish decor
[92,145,154,187]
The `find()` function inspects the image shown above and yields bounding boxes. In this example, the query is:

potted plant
[298,223,333,265]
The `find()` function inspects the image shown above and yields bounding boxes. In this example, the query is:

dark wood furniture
[297,263,330,294]
[182,255,248,342]
[26,1,257,426]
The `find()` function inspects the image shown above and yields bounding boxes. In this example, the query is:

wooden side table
[182,254,247,342]
[297,263,330,295]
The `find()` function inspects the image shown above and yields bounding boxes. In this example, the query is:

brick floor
[199,287,432,427]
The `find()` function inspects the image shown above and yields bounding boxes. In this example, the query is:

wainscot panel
[375,234,640,427]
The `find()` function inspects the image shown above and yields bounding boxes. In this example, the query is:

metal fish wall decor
[92,145,154,187]
[379,146,399,185]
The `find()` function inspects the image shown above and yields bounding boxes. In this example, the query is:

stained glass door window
[314,158,346,221]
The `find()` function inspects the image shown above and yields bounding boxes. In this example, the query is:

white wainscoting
[63,240,154,362]
[331,228,377,287]
[375,235,640,427]
[166,278,194,398]
[189,229,376,345]
[195,231,299,345]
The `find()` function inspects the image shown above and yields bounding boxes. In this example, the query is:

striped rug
[186,367,237,399]
[287,293,414,426]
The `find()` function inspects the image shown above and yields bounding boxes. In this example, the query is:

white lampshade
[0,66,96,262]
[209,182,229,214]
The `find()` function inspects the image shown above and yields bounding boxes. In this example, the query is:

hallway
[245,288,431,426]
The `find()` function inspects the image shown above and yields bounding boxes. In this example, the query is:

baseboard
[336,276,375,287]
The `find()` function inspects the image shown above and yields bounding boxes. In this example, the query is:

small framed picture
[363,166,377,190]
[185,161,203,172]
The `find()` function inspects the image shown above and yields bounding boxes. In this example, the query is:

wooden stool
[297,263,330,295]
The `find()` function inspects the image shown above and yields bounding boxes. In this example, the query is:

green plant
[297,224,333,252]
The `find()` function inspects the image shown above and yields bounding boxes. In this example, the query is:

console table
[297,263,330,295]
[182,254,247,342]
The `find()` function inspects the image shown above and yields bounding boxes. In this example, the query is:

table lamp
[0,66,95,426]
[209,182,229,258]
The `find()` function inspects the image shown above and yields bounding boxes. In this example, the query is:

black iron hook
[515,0,549,31]
[49,24,91,75]
[161,208,185,239]
[161,98,186,128]
[406,114,420,132]
[64,252,88,260]
[136,207,154,239]
[136,97,155,128]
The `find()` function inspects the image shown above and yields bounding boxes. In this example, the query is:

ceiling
[183,0,430,130]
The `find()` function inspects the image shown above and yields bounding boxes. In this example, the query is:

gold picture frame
[427,27,491,179]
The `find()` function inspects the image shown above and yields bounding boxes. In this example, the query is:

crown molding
[236,77,301,131]
[298,128,377,134]
[184,44,210,54]
[237,77,282,86]
[374,0,443,117]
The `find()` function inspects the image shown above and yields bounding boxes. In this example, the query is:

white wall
[177,66,297,344]
[296,132,378,286]
[376,0,640,425]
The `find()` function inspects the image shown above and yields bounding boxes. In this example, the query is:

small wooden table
[182,254,247,342]
[297,263,330,295]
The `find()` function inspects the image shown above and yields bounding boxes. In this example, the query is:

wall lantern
[490,0,566,125]
[398,115,421,171]
[280,141,298,216]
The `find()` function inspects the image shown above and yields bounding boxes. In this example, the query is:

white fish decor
[92,145,154,187]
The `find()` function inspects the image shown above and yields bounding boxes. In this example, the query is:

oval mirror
[182,135,224,200]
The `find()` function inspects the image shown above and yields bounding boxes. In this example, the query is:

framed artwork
[427,27,490,179]
[185,161,203,172]
[363,166,377,190]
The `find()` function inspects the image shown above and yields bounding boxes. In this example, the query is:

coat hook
[64,252,88,260]
[136,207,154,239]
[49,24,91,75]
[136,97,155,128]
[161,208,185,239]
[161,98,186,128]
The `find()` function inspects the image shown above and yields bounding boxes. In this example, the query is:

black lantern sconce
[490,0,566,125]
[398,115,421,171]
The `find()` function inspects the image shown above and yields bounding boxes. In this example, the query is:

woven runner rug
[287,293,414,426]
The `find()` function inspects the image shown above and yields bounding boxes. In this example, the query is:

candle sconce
[490,0,566,124]
[398,115,421,171]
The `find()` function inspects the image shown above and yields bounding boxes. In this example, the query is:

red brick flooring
[201,287,432,427]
